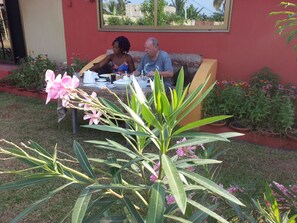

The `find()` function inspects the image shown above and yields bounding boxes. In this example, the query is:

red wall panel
[62,0,297,84]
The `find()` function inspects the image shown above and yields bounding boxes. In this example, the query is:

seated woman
[90,36,135,74]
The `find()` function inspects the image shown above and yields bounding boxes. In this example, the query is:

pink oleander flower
[45,70,62,104]
[150,174,158,182]
[210,184,224,203]
[153,162,160,170]
[61,94,70,108]
[61,73,79,90]
[176,137,197,157]
[83,109,102,125]
[45,70,79,104]
[226,185,243,194]
[186,166,195,172]
[273,181,289,196]
[79,91,98,111]
[166,195,176,205]
[150,162,160,182]
[290,184,297,192]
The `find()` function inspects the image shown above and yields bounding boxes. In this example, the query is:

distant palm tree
[103,0,117,15]
[187,4,203,20]
[213,0,225,12]
[171,0,185,16]
[103,0,130,16]
[117,0,128,15]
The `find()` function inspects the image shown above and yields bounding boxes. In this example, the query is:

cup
[123,75,130,81]
[138,79,147,88]
[110,73,116,84]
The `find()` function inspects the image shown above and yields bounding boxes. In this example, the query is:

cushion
[170,53,203,74]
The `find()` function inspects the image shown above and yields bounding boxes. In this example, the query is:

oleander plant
[0,68,246,222]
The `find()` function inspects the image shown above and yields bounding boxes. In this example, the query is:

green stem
[59,162,96,184]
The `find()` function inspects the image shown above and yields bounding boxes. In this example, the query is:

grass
[0,92,296,222]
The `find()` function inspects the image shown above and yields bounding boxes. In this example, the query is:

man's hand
[147,71,154,77]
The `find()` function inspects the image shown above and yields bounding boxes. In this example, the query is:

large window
[97,0,232,32]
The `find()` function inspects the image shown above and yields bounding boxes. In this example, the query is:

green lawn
[0,92,296,222]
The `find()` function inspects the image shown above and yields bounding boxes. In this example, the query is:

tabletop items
[83,70,99,84]
[81,70,149,89]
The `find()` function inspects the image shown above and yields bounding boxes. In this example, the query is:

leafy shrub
[219,84,247,120]
[3,54,88,90]
[8,54,57,90]
[278,83,297,104]
[269,94,295,134]
[107,16,123,25]
[249,67,280,97]
[203,67,296,133]
[203,83,223,117]
[244,87,272,128]
[67,54,89,74]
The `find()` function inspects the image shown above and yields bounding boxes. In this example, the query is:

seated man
[133,37,173,90]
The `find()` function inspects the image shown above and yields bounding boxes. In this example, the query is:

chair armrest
[189,59,217,94]
[79,54,107,75]
[179,59,218,129]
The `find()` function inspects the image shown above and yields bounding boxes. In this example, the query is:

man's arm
[155,51,173,78]
[133,70,140,76]
[132,56,146,76]
[147,70,173,78]
[159,70,173,78]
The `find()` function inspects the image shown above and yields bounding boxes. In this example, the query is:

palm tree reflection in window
[99,0,232,31]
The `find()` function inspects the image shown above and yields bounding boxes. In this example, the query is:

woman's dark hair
[112,36,131,53]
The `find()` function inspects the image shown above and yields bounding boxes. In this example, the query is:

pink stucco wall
[62,0,297,84]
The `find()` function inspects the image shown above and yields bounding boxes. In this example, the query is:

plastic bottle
[141,70,144,79]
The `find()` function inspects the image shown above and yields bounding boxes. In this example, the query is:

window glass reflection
[100,0,231,31]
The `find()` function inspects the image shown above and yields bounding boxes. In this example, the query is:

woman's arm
[90,54,112,72]
[127,54,135,73]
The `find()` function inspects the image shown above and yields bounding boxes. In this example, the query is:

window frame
[97,0,233,32]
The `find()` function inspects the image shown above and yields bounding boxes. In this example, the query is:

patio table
[71,81,152,134]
